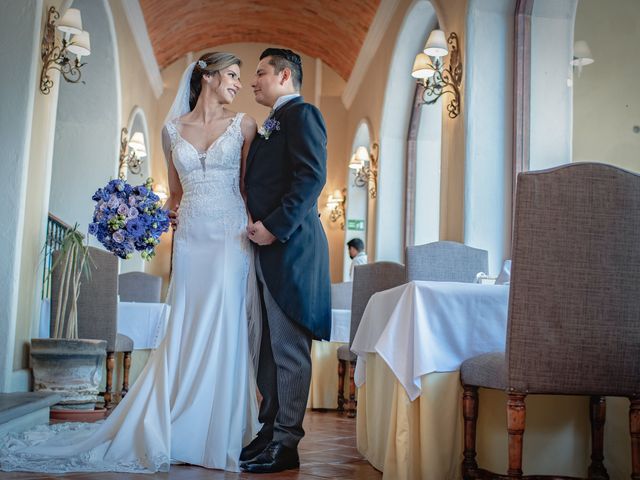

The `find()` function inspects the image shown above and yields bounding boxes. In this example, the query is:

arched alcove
[343,119,372,280]
[48,0,121,241]
[376,0,439,262]
[119,106,151,274]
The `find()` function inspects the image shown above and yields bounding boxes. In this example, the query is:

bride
[0,52,261,473]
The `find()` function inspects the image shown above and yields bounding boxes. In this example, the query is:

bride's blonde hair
[189,52,242,110]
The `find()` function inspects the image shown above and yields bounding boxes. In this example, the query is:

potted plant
[30,225,107,418]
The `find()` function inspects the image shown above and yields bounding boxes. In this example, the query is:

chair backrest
[405,241,488,283]
[350,261,406,347]
[118,272,162,303]
[331,282,353,310]
[51,246,118,350]
[507,163,640,396]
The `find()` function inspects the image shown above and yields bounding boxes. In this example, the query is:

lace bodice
[164,113,246,229]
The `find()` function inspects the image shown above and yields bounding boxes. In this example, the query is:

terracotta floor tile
[0,411,381,480]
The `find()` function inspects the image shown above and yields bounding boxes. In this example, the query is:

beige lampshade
[327,190,344,208]
[128,132,147,157]
[424,29,448,57]
[349,153,363,170]
[355,146,370,163]
[152,184,168,202]
[67,31,91,57]
[571,40,594,67]
[412,53,436,79]
[57,8,83,35]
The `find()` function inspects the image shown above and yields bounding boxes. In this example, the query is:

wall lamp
[327,189,346,230]
[118,128,147,179]
[40,7,91,95]
[349,143,379,199]
[411,29,462,118]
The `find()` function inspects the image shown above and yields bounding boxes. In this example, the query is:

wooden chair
[118,272,162,303]
[52,247,134,409]
[337,262,405,417]
[460,163,640,479]
[405,240,488,283]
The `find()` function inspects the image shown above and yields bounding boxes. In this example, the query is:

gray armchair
[51,246,133,408]
[405,240,488,283]
[118,272,162,303]
[337,262,405,417]
[460,163,640,479]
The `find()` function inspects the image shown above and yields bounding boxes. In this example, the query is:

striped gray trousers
[255,256,312,448]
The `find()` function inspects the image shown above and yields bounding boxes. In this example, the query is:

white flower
[197,60,206,69]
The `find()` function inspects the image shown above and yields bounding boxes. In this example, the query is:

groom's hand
[248,221,276,245]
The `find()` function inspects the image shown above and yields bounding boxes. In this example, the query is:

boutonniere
[258,117,280,140]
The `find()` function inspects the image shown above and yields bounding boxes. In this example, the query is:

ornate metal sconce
[40,7,91,95]
[349,143,379,199]
[412,30,462,118]
[118,128,147,179]
[327,189,346,230]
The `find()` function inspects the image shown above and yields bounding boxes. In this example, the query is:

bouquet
[89,178,170,260]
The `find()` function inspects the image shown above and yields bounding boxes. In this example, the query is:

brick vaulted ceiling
[139,0,381,80]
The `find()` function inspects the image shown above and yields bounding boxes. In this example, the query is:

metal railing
[41,213,74,299]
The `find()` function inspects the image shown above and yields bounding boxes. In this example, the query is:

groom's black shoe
[239,434,272,463]
[240,441,299,473]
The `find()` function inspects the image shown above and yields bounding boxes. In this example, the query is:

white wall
[463,0,516,274]
[377,0,439,262]
[343,121,371,280]
[414,96,442,246]
[48,0,121,237]
[529,0,577,170]
[572,0,640,172]
[0,0,43,391]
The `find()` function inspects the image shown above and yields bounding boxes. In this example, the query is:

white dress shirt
[349,251,368,280]
[272,93,301,112]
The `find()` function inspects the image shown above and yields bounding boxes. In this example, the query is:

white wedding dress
[0,112,260,473]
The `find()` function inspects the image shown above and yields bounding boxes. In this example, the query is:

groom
[242,48,331,473]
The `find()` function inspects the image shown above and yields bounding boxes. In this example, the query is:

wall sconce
[118,128,147,179]
[327,189,346,230]
[411,29,462,118]
[349,143,379,199]
[571,40,594,77]
[40,7,91,95]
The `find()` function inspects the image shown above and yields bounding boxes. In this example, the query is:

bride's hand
[169,204,179,230]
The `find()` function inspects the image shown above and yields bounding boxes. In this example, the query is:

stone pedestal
[31,338,107,410]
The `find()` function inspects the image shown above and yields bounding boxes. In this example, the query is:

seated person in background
[347,238,368,280]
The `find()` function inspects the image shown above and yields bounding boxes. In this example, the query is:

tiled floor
[0,410,382,479]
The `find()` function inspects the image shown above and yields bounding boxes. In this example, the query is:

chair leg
[121,351,132,399]
[103,351,115,409]
[630,395,640,480]
[347,361,357,418]
[462,385,479,479]
[337,359,346,412]
[588,395,609,479]
[507,393,526,479]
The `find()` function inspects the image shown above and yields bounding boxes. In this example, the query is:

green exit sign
[347,219,365,231]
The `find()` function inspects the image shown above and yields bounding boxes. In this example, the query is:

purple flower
[258,118,280,140]
[127,207,139,219]
[112,230,125,243]
[117,204,129,216]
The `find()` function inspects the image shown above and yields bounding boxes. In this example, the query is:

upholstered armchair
[337,262,405,417]
[51,247,133,409]
[460,163,640,479]
[118,272,162,303]
[405,240,488,283]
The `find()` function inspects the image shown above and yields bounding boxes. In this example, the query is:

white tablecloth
[39,300,169,350]
[117,302,169,349]
[351,281,509,400]
[330,308,350,343]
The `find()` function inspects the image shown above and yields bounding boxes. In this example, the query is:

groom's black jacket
[245,96,331,340]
